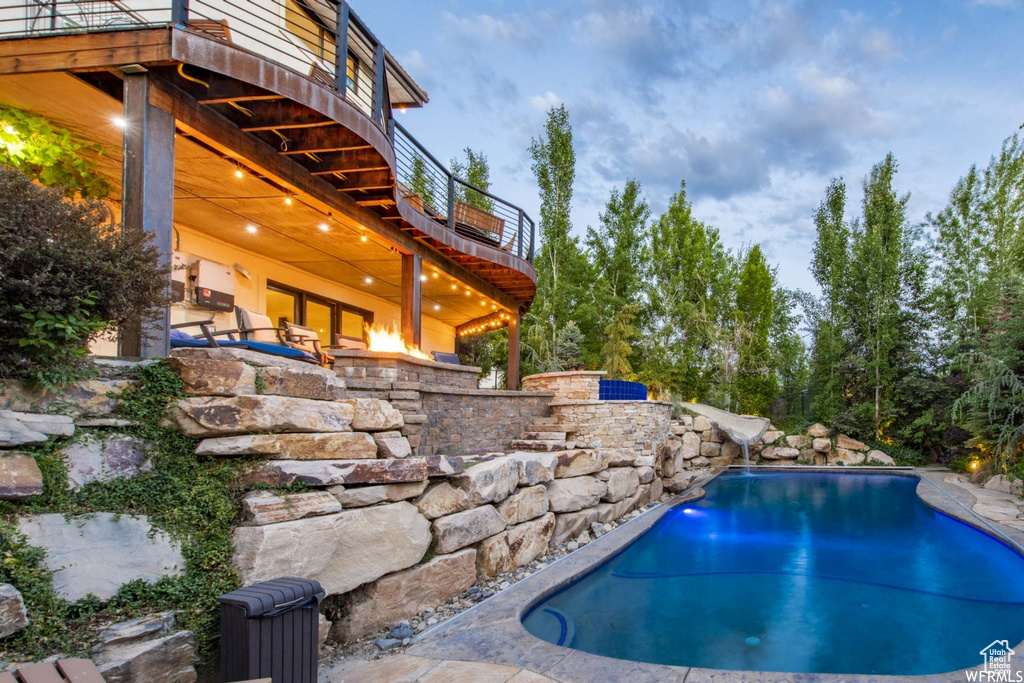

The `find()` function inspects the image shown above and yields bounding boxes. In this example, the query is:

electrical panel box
[191,259,235,312]
[171,252,187,303]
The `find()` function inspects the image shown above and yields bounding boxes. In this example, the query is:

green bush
[0,164,169,387]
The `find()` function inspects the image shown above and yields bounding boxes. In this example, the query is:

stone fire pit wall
[522,372,673,460]
[333,350,553,456]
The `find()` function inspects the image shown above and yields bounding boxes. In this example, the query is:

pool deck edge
[405,466,1024,683]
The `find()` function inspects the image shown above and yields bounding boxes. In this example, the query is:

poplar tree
[734,245,777,415]
[586,179,651,311]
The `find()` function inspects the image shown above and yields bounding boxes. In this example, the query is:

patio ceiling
[0,71,505,325]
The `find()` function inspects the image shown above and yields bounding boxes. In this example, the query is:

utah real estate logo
[967,640,1022,682]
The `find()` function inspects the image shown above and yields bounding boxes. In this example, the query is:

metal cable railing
[394,121,535,263]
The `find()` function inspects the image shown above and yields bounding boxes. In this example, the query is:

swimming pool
[522,471,1024,675]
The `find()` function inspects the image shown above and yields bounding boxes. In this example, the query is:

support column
[118,70,175,358]
[508,311,520,390]
[401,253,422,349]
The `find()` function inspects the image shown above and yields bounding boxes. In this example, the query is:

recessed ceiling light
[361,235,368,242]
[364,277,372,284]
[420,275,427,281]
[433,304,440,311]
[451,284,457,290]
[465,290,471,296]
[246,225,257,234]
[284,197,293,206]
[112,116,126,129]
[432,272,439,278]
[319,223,329,232]
[492,304,496,309]
[235,169,244,179]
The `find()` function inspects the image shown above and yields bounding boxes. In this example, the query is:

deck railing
[0,0,534,263]
[393,121,535,263]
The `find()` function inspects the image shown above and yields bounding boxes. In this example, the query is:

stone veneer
[521,371,605,401]
[332,350,552,456]
[550,399,673,458]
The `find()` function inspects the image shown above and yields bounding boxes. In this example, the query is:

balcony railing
[0,0,535,264]
[393,121,536,263]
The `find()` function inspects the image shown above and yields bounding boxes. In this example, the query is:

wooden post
[401,253,422,349]
[118,70,175,358]
[508,310,520,390]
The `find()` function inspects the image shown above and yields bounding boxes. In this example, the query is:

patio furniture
[454,200,504,240]
[282,320,331,366]
[327,333,368,353]
[237,309,329,366]
[169,322,321,364]
[432,351,461,365]
[3,658,104,682]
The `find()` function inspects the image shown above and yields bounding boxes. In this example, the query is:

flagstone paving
[320,653,556,682]
[943,473,1024,531]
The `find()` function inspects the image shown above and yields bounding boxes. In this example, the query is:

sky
[351,0,1024,294]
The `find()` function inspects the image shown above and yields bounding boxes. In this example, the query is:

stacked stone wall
[520,371,604,401]
[550,400,672,459]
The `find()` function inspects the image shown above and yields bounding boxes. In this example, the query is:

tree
[554,321,585,370]
[409,153,436,210]
[807,178,851,423]
[734,245,777,415]
[450,147,494,213]
[602,304,639,380]
[586,180,651,311]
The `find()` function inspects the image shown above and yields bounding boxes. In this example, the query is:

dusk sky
[352,1,1024,294]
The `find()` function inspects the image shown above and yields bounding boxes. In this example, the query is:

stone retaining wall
[419,388,553,455]
[521,371,604,401]
[550,399,673,459]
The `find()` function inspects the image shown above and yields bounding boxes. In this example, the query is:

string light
[319,223,329,232]
[420,275,427,281]
[112,116,126,129]
[284,196,293,206]
[361,235,368,242]
[234,169,244,179]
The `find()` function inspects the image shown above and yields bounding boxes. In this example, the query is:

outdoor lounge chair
[169,323,321,364]
[235,308,329,366]
[327,333,368,354]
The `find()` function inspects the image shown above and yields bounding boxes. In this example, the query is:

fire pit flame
[364,322,432,360]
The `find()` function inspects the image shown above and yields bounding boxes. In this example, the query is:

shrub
[0,164,169,386]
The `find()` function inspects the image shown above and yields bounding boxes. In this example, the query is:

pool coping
[406,466,1024,682]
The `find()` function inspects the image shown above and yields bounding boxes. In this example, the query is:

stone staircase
[509,416,578,452]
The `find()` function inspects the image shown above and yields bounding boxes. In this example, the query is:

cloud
[440,10,538,47]
[529,91,563,113]
[971,0,1016,6]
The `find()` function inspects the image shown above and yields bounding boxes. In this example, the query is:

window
[266,281,372,345]
[346,52,358,93]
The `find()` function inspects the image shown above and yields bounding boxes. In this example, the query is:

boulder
[332,549,477,641]
[681,432,701,460]
[0,451,43,499]
[232,502,430,595]
[604,448,637,467]
[94,627,197,683]
[260,365,347,401]
[595,498,635,524]
[496,485,549,525]
[17,513,184,601]
[599,468,639,503]
[760,446,800,460]
[663,471,700,493]
[700,441,721,458]
[476,513,556,577]
[240,490,341,525]
[319,614,331,650]
[692,416,711,432]
[812,438,832,453]
[761,430,784,444]
[175,396,353,436]
[431,505,506,554]
[866,450,895,465]
[720,440,741,462]
[554,449,611,478]
[341,399,404,431]
[660,439,684,478]
[373,432,413,459]
[195,432,377,460]
[635,454,657,468]
[786,435,809,449]
[506,452,558,485]
[245,458,429,488]
[545,476,606,512]
[634,484,652,507]
[423,455,466,477]
[60,434,151,488]
[551,508,599,547]
[413,482,470,520]
[329,480,428,508]
[96,612,176,648]
[837,434,868,452]
[0,584,28,638]
[166,357,255,396]
[0,410,74,447]
[835,448,865,465]
[650,476,664,501]
[0,378,132,417]
[450,458,519,506]
[984,475,1024,497]
[807,423,831,438]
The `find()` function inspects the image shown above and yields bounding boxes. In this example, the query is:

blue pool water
[522,471,1024,675]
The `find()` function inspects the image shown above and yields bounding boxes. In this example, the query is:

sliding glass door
[266,281,372,346]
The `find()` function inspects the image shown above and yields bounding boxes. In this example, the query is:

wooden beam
[268,126,372,156]
[304,148,391,174]
[0,29,172,74]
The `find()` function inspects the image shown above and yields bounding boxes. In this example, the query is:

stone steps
[525,424,576,434]
[520,431,567,441]
[509,439,566,452]
[530,416,560,426]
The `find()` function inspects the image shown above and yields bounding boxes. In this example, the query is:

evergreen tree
[450,147,494,213]
[734,245,777,415]
[586,179,651,311]
[554,321,585,370]
[602,304,639,380]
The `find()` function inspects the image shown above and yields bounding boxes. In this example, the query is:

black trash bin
[217,577,325,683]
